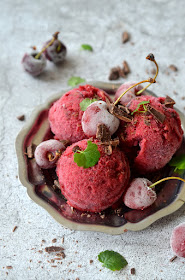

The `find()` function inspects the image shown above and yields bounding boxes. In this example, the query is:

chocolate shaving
[26,144,35,158]
[72,145,80,153]
[169,64,178,72]
[45,246,64,253]
[109,67,121,80]
[109,104,132,122]
[17,114,25,121]
[56,252,66,258]
[96,123,111,142]
[103,145,112,155]
[164,95,175,108]
[146,104,166,123]
[169,255,177,262]
[131,268,136,275]
[6,266,13,269]
[118,104,130,114]
[122,31,130,43]
[101,138,120,147]
[122,60,130,75]
[12,226,17,232]
[52,238,57,243]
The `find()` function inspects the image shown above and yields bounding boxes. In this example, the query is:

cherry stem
[136,53,159,95]
[35,31,59,60]
[114,78,155,106]
[149,176,185,189]
[47,149,62,162]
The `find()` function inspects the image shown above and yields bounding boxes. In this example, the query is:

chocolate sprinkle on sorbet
[72,145,81,153]
[45,246,64,253]
[96,123,111,142]
[164,96,176,108]
[109,104,132,122]
[146,104,166,123]
[122,31,130,43]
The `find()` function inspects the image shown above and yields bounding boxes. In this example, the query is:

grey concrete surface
[0,0,185,279]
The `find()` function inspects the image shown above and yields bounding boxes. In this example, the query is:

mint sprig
[131,100,150,115]
[98,250,128,271]
[73,141,100,168]
[169,154,185,174]
[80,98,98,111]
[80,44,93,51]
[68,76,86,87]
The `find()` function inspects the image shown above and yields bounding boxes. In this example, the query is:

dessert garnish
[169,154,185,174]
[73,140,100,168]
[67,76,86,87]
[109,61,130,80]
[96,123,111,142]
[164,95,176,108]
[131,100,150,115]
[17,114,25,121]
[109,103,132,122]
[80,98,98,111]
[170,223,185,258]
[98,250,128,271]
[145,103,166,123]
[122,31,130,43]
[45,246,64,253]
[80,44,93,51]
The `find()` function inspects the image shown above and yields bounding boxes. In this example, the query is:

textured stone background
[0,0,185,279]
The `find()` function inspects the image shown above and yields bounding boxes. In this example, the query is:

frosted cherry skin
[170,223,185,258]
[123,178,157,210]
[115,81,147,105]
[34,140,65,169]
[43,40,67,63]
[22,52,46,76]
[82,101,120,137]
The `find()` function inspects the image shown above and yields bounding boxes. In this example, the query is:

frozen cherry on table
[81,101,120,137]
[43,32,67,63]
[123,178,157,210]
[170,223,185,258]
[22,52,46,76]
[34,140,65,169]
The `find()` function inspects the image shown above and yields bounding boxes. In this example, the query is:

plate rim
[15,81,185,234]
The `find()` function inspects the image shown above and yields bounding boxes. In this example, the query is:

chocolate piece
[164,95,175,108]
[118,104,130,114]
[90,260,93,264]
[12,226,17,232]
[17,114,25,121]
[122,60,130,75]
[96,123,111,142]
[52,238,57,243]
[146,104,166,123]
[122,31,130,43]
[56,252,66,258]
[101,138,120,147]
[169,64,178,72]
[131,268,136,275]
[72,145,80,153]
[45,246,64,253]
[109,67,121,80]
[26,144,35,158]
[109,104,132,122]
[6,266,13,269]
[169,255,177,262]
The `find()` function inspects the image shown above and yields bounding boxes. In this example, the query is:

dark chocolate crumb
[45,246,64,253]
[109,67,121,80]
[42,240,46,243]
[12,226,17,232]
[90,260,93,264]
[51,265,57,268]
[38,250,43,254]
[122,31,130,43]
[131,268,136,275]
[170,255,177,262]
[52,238,57,243]
[72,145,80,153]
[122,60,130,75]
[164,95,176,108]
[109,104,132,122]
[17,114,25,121]
[96,123,111,142]
[169,64,178,72]
[51,259,55,263]
[6,266,13,269]
[146,104,166,123]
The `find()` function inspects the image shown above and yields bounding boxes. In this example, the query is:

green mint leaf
[169,154,185,174]
[81,44,93,51]
[98,250,128,271]
[68,77,86,87]
[131,100,150,115]
[74,141,100,168]
[80,98,98,111]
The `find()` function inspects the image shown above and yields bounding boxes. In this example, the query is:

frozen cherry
[123,178,157,210]
[22,52,46,76]
[115,81,147,105]
[34,139,65,169]
[170,223,185,258]
[43,32,67,63]
[81,101,120,137]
